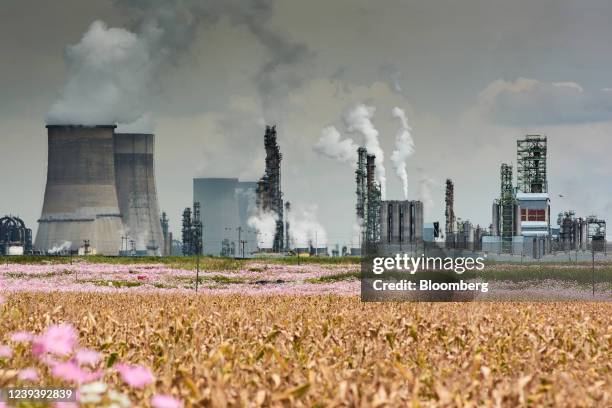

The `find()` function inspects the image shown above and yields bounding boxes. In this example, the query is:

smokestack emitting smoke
[313,126,358,165]
[46,1,311,128]
[390,107,415,199]
[344,104,386,198]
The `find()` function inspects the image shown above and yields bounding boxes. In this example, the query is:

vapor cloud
[313,126,358,165]
[344,104,387,198]
[46,21,156,128]
[288,205,327,248]
[47,0,312,129]
[247,210,277,249]
[390,107,415,199]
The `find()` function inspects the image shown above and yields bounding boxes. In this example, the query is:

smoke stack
[35,125,123,255]
[113,133,164,254]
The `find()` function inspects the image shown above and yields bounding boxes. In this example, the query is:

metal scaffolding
[517,135,547,193]
[256,125,284,252]
[445,179,455,242]
[500,163,515,253]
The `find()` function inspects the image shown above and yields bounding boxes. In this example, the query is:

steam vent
[35,125,124,255]
[114,133,163,255]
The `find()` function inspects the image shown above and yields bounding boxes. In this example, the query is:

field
[0,258,611,407]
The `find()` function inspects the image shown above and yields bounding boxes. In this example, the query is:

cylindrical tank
[114,133,164,255]
[35,125,123,255]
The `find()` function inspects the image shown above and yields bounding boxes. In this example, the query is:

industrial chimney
[113,133,164,255]
[35,125,123,255]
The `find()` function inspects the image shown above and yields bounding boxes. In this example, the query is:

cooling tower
[35,125,123,255]
[114,133,164,255]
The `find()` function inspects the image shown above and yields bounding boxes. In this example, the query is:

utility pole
[237,227,242,258]
[315,231,318,257]
[592,245,595,297]
[196,250,200,293]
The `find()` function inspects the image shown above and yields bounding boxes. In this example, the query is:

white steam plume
[313,126,357,165]
[288,205,327,248]
[390,107,415,199]
[47,1,312,129]
[344,104,387,198]
[418,173,436,217]
[46,21,157,129]
[48,241,72,255]
[248,211,277,249]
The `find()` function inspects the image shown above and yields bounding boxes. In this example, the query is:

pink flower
[151,394,183,408]
[0,345,12,359]
[137,275,148,280]
[116,364,154,388]
[10,331,34,343]
[75,348,101,366]
[51,361,86,383]
[18,367,39,381]
[50,360,99,384]
[34,324,77,356]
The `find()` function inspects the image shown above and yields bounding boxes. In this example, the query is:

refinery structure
[1,122,608,259]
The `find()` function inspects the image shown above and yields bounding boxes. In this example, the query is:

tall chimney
[113,133,164,255]
[35,125,123,255]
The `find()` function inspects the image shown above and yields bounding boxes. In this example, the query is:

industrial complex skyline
[2,0,612,246]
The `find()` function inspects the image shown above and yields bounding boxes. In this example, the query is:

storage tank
[114,133,164,255]
[35,125,123,255]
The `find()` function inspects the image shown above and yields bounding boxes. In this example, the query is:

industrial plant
[0,215,32,255]
[1,120,607,260]
[33,125,167,256]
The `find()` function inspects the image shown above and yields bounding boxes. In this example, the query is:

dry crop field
[0,293,610,407]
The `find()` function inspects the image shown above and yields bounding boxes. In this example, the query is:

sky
[2,0,612,246]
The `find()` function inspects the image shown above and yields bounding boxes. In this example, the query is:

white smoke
[47,2,312,129]
[390,107,415,199]
[344,104,387,198]
[288,205,327,248]
[247,211,277,249]
[46,21,157,128]
[313,126,358,165]
[48,241,72,255]
[418,173,436,217]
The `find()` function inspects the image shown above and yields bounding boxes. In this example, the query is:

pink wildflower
[50,360,100,384]
[51,361,86,383]
[10,331,34,343]
[0,345,12,358]
[34,323,77,356]
[151,394,183,408]
[18,367,39,381]
[137,275,148,280]
[116,363,154,388]
[75,348,101,366]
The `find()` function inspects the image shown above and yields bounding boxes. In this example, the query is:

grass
[306,271,360,283]
[78,279,144,288]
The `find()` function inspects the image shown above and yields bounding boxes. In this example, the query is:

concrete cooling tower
[114,133,164,255]
[35,125,123,255]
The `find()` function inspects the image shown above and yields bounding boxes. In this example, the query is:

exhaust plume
[344,104,387,198]
[46,0,312,128]
[247,210,278,249]
[390,107,415,199]
[288,205,327,248]
[313,126,358,165]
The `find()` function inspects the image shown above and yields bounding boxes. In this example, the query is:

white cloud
[477,78,612,125]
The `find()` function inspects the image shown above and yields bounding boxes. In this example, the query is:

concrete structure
[193,178,258,256]
[35,125,123,255]
[114,133,164,255]
[379,200,423,253]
